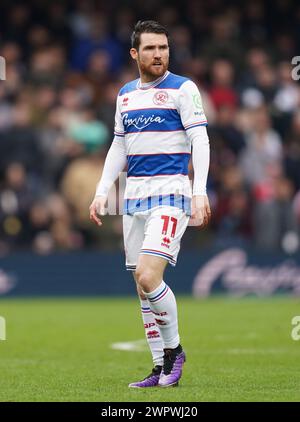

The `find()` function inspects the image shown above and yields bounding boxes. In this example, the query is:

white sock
[140,298,164,366]
[144,281,180,349]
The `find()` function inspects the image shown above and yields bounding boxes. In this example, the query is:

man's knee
[135,267,158,293]
[132,272,147,300]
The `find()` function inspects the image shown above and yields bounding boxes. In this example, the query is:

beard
[138,59,169,81]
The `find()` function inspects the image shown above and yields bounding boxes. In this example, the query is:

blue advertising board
[0,248,300,297]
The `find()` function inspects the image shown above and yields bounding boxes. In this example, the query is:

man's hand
[89,196,107,226]
[190,195,211,228]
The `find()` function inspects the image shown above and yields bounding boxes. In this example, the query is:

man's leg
[125,207,188,387]
[133,273,164,367]
[135,255,179,348]
[135,254,185,387]
[134,206,189,387]
[124,213,164,388]
[128,273,165,388]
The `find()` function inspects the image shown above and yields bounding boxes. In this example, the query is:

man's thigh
[123,213,145,271]
[140,206,190,267]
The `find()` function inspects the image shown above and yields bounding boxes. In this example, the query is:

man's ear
[130,48,138,60]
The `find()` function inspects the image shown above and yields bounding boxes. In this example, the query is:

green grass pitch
[0,296,299,402]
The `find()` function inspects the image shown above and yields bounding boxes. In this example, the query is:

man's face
[130,33,169,81]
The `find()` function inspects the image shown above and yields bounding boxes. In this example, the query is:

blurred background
[0,0,300,296]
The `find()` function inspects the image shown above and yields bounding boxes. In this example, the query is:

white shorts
[123,206,190,271]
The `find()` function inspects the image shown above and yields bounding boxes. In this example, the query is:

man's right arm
[89,137,126,226]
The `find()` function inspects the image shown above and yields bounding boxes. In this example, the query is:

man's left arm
[178,79,211,227]
[189,126,211,227]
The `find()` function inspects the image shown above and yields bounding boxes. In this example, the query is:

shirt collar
[137,71,169,90]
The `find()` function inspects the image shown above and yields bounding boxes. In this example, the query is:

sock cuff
[139,298,149,307]
[144,281,170,304]
[139,298,152,314]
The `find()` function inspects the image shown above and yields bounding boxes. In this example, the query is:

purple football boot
[128,365,162,388]
[158,344,186,387]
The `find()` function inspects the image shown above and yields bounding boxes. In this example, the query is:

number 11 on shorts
[161,215,178,238]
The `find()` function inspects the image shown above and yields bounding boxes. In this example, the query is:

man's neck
[139,71,168,85]
[140,75,158,83]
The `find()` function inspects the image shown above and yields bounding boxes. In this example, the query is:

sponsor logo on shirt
[122,113,166,130]
[192,93,203,109]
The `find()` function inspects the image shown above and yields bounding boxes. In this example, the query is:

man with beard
[90,20,211,388]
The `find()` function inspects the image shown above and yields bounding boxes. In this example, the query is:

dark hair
[131,20,169,50]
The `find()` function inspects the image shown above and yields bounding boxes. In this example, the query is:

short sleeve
[178,80,207,131]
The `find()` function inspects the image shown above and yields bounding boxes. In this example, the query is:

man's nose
[154,48,162,58]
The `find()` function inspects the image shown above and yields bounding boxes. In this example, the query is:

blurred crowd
[0,0,300,255]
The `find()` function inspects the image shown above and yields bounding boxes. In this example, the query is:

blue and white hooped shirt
[114,71,207,215]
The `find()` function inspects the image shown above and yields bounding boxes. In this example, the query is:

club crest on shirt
[153,90,169,105]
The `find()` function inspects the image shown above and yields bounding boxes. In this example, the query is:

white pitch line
[110,339,148,352]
